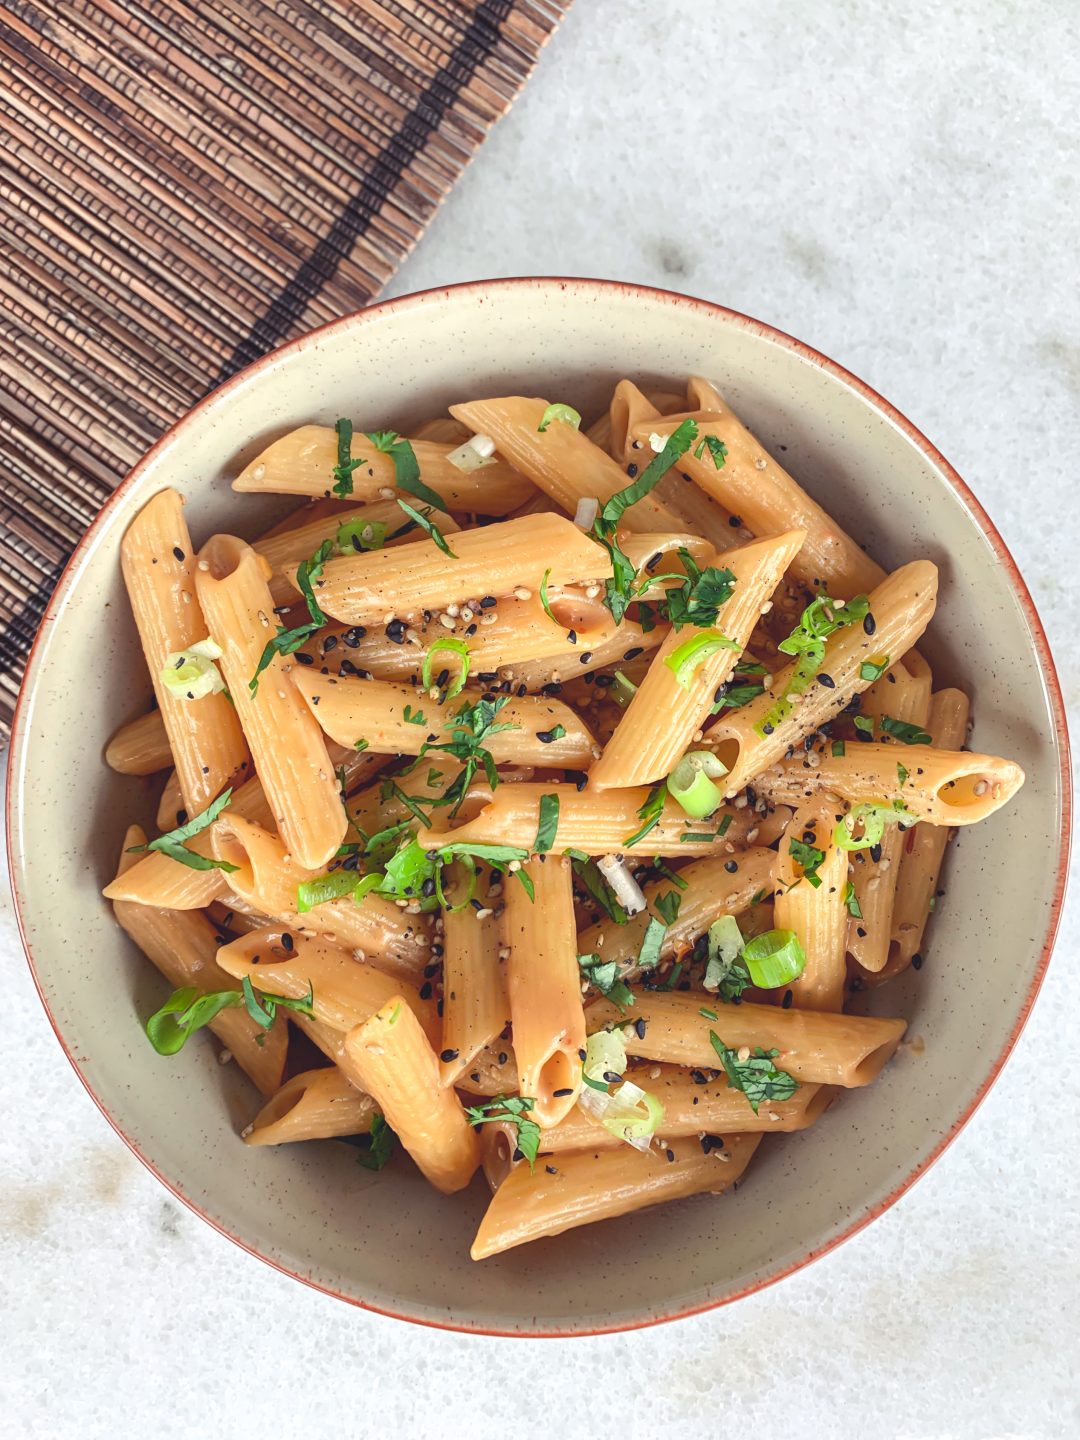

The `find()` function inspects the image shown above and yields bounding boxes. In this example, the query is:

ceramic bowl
[7,279,1070,1335]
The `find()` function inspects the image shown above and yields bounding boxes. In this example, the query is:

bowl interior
[8,281,1066,1333]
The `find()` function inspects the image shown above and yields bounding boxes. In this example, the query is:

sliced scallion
[667,749,729,820]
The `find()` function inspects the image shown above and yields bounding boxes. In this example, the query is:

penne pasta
[120,489,251,813]
[415,782,790,858]
[494,615,667,691]
[590,529,806,789]
[209,815,432,983]
[882,688,972,982]
[156,769,185,832]
[439,876,510,1086]
[455,1040,519,1097]
[586,991,906,1087]
[705,560,939,796]
[637,377,885,594]
[112,827,287,1095]
[215,927,439,1044]
[233,426,534,514]
[244,1067,377,1146]
[292,674,596,770]
[196,534,345,869]
[577,849,778,978]
[343,1000,480,1193]
[504,857,585,1128]
[254,499,462,607]
[470,1132,762,1260]
[105,708,171,775]
[293,512,612,627]
[773,800,849,1011]
[450,396,693,533]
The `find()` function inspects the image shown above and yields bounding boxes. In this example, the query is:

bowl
[7,278,1070,1335]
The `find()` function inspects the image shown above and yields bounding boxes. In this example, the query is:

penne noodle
[495,615,667,691]
[105,708,172,775]
[578,849,778,978]
[415,782,789,858]
[215,927,439,1044]
[638,377,885,594]
[254,500,462,606]
[292,674,597,770]
[102,745,383,911]
[120,489,251,813]
[590,529,807,789]
[586,991,906,1087]
[705,560,939,796]
[410,417,472,446]
[196,534,345,869]
[294,512,612,627]
[773,800,849,1011]
[884,688,972,979]
[343,1001,480,1194]
[455,1040,519,1097]
[209,815,432,983]
[156,769,184,831]
[244,1067,377,1146]
[504,857,585,1128]
[753,742,1024,827]
[487,1067,833,1160]
[233,426,534,514]
[112,827,287,1096]
[470,1132,761,1260]
[206,901,270,936]
[439,877,510,1086]
[450,396,694,533]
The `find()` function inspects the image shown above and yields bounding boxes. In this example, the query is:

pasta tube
[292,674,596,770]
[294,513,611,627]
[209,815,432,982]
[196,534,344,870]
[586,991,906,1087]
[495,616,666,691]
[120,489,250,813]
[577,848,777,976]
[470,1132,761,1259]
[886,688,972,977]
[244,1067,377,1146]
[415,783,788,858]
[504,857,585,1128]
[343,1001,480,1193]
[705,560,939,795]
[215,927,438,1043]
[590,529,806,789]
[772,800,848,1011]
[233,426,534,514]
[637,378,885,594]
[111,827,286,1095]
[105,708,171,775]
[450,396,692,533]
[439,877,510,1086]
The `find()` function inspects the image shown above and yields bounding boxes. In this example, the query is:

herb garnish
[353,1113,397,1171]
[396,498,456,558]
[694,435,729,469]
[788,836,825,888]
[623,782,667,847]
[662,548,737,630]
[145,977,315,1055]
[332,418,364,497]
[125,788,238,873]
[755,593,870,736]
[534,793,560,854]
[366,430,451,515]
[250,539,333,693]
[880,716,932,745]
[465,1095,542,1169]
[708,1034,799,1113]
[578,953,634,1008]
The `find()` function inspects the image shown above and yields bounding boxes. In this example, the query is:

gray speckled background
[3,1,1078,1435]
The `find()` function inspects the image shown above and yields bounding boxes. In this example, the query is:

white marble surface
[4,1,1079,1435]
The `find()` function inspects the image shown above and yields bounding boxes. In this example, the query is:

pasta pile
[104,378,1025,1260]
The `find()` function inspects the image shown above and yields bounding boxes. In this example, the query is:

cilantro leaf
[708,1034,798,1113]
[653,890,682,925]
[396,498,456,558]
[465,1094,542,1169]
[623,782,667,848]
[694,435,729,468]
[353,1113,397,1171]
[250,538,333,693]
[534,793,560,854]
[880,716,932,745]
[332,418,364,498]
[755,593,870,736]
[788,836,825,888]
[843,880,863,918]
[664,551,738,630]
[126,788,238,874]
[578,953,634,1008]
[367,431,451,515]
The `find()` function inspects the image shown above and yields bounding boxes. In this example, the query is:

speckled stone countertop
[3,2,1078,1435]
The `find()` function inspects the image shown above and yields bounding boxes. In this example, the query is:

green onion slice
[421,637,470,699]
[833,801,918,852]
[336,516,387,554]
[664,628,739,689]
[434,854,478,913]
[160,638,225,701]
[667,749,729,819]
[296,871,356,912]
[537,403,582,433]
[599,1080,664,1150]
[703,914,744,990]
[740,929,807,988]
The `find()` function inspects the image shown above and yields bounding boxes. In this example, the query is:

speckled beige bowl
[8,279,1070,1334]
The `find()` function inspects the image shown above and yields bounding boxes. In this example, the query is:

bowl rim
[7,275,1072,1337]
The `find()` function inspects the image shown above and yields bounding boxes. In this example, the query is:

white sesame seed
[974,779,988,796]
[353,949,366,961]
[218,1049,233,1066]
[760,600,773,614]
[649,1065,662,1079]
[460,607,474,623]
[513,586,532,600]
[197,559,210,572]
[446,602,460,618]
[480,612,497,626]
[241,1122,254,1138]
[438,614,457,630]
[754,457,766,470]
[585,584,601,599]
[379,487,395,500]
[252,463,266,480]
[737,1046,751,1062]
[406,628,420,644]
[746,827,760,844]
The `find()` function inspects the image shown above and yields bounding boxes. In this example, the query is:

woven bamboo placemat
[0,0,569,738]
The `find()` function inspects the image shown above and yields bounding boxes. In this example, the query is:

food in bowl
[101,374,1025,1262]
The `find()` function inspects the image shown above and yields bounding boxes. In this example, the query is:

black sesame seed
[665,1148,676,1163]
[869,843,882,863]
[322,635,338,654]
[781,989,793,1009]
[541,682,563,697]
[580,651,593,664]
[385,620,406,643]
[342,626,367,647]
[729,515,743,527]
[690,1069,709,1085]
[281,932,294,952]
[464,623,477,637]
[295,651,314,666]
[603,1069,622,1085]
[536,729,558,744]
[512,1148,524,1162]
[498,1052,508,1065]
[567,629,577,645]
[911,952,924,970]
[419,981,433,1000]
[436,1000,444,1016]
[440,1048,459,1062]
[172,545,185,562]
[421,877,437,897]
[863,613,877,636]
[553,1087,574,1097]
[545,1164,558,1175]
[593,674,614,688]
[578,1048,587,1061]
[176,809,188,826]
[480,596,497,609]
[565,769,588,791]
[516,683,527,697]
[634,1018,646,1039]
[724,860,738,873]
[856,926,867,938]
[623,647,643,660]
[626,462,638,478]
[424,962,440,977]
[817,672,836,688]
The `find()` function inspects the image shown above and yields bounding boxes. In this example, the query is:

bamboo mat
[0,0,569,738]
